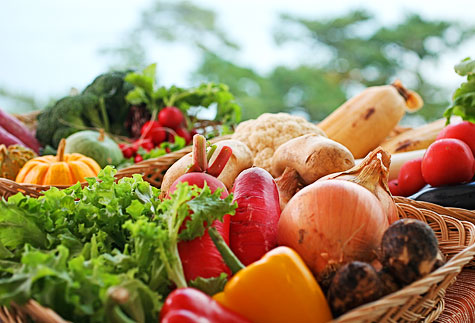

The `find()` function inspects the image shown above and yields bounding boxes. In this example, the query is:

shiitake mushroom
[327,261,383,317]
[381,219,439,286]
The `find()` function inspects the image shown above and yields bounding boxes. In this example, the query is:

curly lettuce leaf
[0,167,235,322]
[444,57,475,123]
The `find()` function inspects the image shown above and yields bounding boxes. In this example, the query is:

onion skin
[319,147,398,225]
[277,180,389,287]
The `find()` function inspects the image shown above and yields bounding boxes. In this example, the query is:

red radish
[122,146,134,158]
[149,127,166,145]
[159,106,184,129]
[0,125,27,147]
[119,143,134,158]
[190,129,198,137]
[140,120,161,137]
[436,121,475,156]
[422,138,475,186]
[133,138,154,152]
[175,127,192,144]
[167,134,234,281]
[397,158,426,196]
[0,109,40,153]
[230,167,281,265]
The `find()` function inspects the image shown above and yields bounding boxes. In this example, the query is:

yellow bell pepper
[208,228,332,323]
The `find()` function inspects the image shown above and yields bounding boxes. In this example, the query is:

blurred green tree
[194,10,475,121]
[100,0,239,70]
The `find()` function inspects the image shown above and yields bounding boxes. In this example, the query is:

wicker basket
[1,199,474,323]
[333,202,475,322]
[0,112,231,199]
[3,113,475,323]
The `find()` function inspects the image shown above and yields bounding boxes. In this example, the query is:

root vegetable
[0,125,26,147]
[272,134,354,208]
[0,109,41,153]
[230,167,281,265]
[381,219,439,286]
[161,139,253,195]
[327,261,384,317]
[169,172,232,281]
[167,135,234,281]
[320,147,398,225]
[277,180,389,289]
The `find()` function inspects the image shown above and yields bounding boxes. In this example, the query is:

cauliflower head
[232,113,326,175]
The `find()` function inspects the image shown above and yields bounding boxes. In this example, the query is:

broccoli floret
[36,94,99,148]
[36,70,135,149]
[83,70,134,136]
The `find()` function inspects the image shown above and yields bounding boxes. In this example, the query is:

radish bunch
[119,106,198,163]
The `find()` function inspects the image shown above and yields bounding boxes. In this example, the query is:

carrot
[0,109,40,153]
[0,125,27,147]
[230,167,281,265]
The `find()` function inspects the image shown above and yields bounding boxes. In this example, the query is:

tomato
[388,179,403,196]
[159,107,184,129]
[134,154,143,163]
[397,158,426,196]
[421,138,475,187]
[436,121,475,156]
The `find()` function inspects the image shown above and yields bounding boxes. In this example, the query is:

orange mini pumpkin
[16,139,101,186]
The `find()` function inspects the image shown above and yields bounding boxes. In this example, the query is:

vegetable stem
[98,128,105,142]
[98,96,110,133]
[192,135,208,172]
[207,146,232,177]
[207,144,217,162]
[208,227,245,275]
[56,139,66,162]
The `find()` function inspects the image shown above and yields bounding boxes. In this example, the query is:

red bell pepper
[160,288,250,323]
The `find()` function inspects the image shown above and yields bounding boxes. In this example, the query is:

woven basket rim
[0,135,233,199]
[332,201,475,322]
[333,241,475,322]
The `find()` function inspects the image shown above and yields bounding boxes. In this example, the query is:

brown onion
[277,180,389,289]
[319,147,398,225]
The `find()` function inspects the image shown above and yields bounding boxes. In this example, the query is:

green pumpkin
[64,130,122,168]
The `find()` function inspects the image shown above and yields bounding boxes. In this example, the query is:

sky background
[1,0,474,113]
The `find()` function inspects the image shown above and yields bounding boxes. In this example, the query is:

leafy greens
[125,64,241,125]
[0,167,236,322]
[444,57,475,123]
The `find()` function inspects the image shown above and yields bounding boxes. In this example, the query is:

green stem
[208,227,245,275]
[111,306,136,323]
[207,144,217,163]
[98,96,110,133]
[169,243,187,288]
